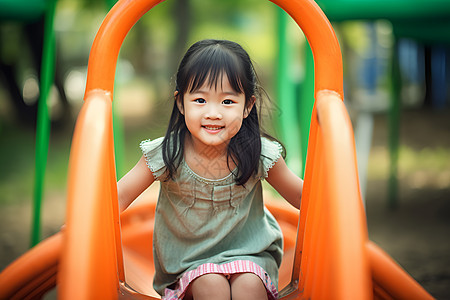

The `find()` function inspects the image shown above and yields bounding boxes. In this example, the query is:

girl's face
[177,75,254,151]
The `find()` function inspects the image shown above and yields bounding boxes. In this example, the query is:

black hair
[162,39,279,185]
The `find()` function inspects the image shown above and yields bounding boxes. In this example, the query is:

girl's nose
[205,105,222,119]
[205,112,223,119]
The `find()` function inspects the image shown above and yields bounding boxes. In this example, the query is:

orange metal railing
[59,90,123,299]
[293,91,371,299]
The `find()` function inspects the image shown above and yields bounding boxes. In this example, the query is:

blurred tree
[0,20,43,126]
[0,16,70,127]
[172,0,191,73]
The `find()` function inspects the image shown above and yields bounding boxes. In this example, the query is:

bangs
[183,46,246,95]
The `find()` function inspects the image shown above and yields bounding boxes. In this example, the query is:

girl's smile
[202,125,225,133]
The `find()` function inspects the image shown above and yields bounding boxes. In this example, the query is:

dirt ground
[0,108,449,299]
[364,109,450,299]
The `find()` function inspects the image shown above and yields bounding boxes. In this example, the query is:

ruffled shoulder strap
[259,136,283,179]
[139,136,166,180]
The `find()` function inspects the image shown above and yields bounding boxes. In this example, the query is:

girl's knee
[186,274,230,300]
[230,273,268,300]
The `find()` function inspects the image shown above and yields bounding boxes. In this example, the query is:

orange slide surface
[0,0,435,299]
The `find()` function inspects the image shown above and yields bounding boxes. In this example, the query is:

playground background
[1,0,449,298]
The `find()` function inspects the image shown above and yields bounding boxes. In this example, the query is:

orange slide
[0,0,435,299]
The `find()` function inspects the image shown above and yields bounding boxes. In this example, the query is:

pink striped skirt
[162,260,278,299]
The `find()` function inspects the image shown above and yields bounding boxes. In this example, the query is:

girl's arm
[117,155,155,213]
[266,157,303,209]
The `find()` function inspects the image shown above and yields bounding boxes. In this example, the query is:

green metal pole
[106,0,118,9]
[388,39,401,209]
[113,100,125,178]
[299,43,314,178]
[106,0,124,178]
[276,7,302,175]
[31,0,57,247]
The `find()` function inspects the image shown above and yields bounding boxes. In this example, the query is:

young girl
[118,39,303,300]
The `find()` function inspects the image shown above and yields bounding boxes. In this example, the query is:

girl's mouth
[203,125,224,130]
[202,125,224,133]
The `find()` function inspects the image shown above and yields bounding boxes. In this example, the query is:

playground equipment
[0,0,435,299]
[0,0,57,247]
[1,0,121,248]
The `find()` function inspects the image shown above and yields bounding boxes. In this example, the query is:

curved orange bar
[367,241,435,300]
[293,91,371,300]
[59,91,122,299]
[269,0,343,97]
[317,91,371,298]
[0,232,61,299]
[85,0,342,100]
[84,0,162,98]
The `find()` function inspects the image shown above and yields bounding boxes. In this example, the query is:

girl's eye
[222,99,234,105]
[194,98,206,104]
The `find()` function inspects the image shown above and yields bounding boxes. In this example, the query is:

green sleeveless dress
[140,136,284,298]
